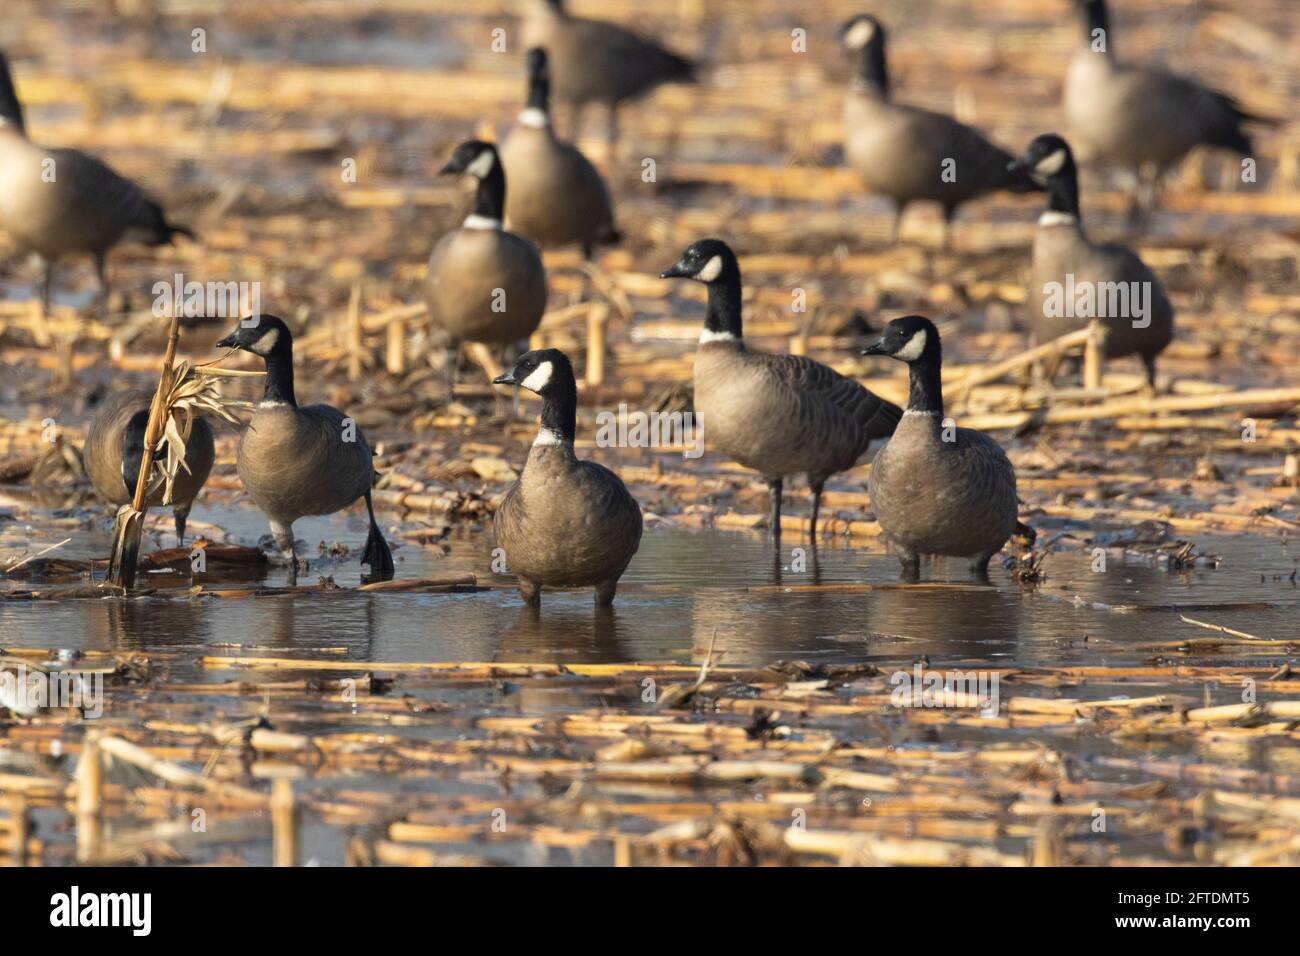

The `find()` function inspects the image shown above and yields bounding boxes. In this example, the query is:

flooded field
[0,0,1298,869]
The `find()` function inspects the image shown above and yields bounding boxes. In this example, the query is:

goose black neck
[0,58,25,134]
[539,378,577,445]
[1047,159,1081,218]
[262,342,297,407]
[907,350,944,417]
[857,37,889,98]
[704,273,744,339]
[1081,0,1110,50]
[526,71,550,114]
[473,163,506,221]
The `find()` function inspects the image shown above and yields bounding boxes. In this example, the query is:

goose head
[1007,133,1074,184]
[493,347,575,399]
[438,140,500,181]
[660,238,738,285]
[863,315,940,365]
[216,313,292,358]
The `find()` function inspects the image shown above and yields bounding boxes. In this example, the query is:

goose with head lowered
[1007,133,1174,386]
[838,14,1041,246]
[661,239,902,545]
[500,48,620,259]
[426,140,547,401]
[215,314,394,584]
[492,348,642,606]
[0,52,194,315]
[863,316,1029,579]
[83,389,215,547]
[521,0,695,147]
[1064,0,1273,217]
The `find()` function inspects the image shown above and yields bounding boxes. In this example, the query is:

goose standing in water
[216,314,395,584]
[863,315,1026,579]
[492,348,642,606]
[662,239,902,545]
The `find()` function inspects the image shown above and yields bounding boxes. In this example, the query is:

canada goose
[491,348,642,605]
[862,315,1022,579]
[1007,133,1174,385]
[499,48,620,258]
[1064,0,1270,215]
[838,14,1040,245]
[83,388,215,547]
[520,0,695,146]
[426,140,547,400]
[661,239,902,544]
[215,314,395,584]
[0,52,194,314]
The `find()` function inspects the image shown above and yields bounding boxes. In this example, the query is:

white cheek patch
[520,360,553,393]
[894,329,927,362]
[465,149,496,179]
[695,255,723,283]
[1034,148,1067,177]
[517,107,549,129]
[251,327,280,355]
[843,19,876,49]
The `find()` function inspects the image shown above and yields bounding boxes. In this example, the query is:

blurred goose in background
[662,239,902,545]
[216,314,395,585]
[500,48,620,258]
[426,140,547,402]
[863,316,1025,579]
[1065,0,1272,218]
[521,0,695,147]
[83,389,215,547]
[1008,133,1174,386]
[492,348,643,606]
[0,51,194,315]
[838,14,1041,246]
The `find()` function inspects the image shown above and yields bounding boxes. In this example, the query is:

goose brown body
[426,228,547,345]
[236,403,375,528]
[521,0,694,115]
[694,341,900,487]
[84,389,214,511]
[869,412,1019,563]
[494,444,642,592]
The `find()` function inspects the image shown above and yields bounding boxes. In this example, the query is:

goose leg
[940,205,956,251]
[605,104,619,160]
[173,503,191,549]
[94,251,110,319]
[809,479,825,541]
[37,257,53,313]
[895,544,920,582]
[969,553,994,580]
[361,490,395,582]
[271,520,298,585]
[888,202,904,245]
[517,577,541,606]
[767,477,783,548]
[594,577,619,606]
[443,344,458,405]
[1141,353,1158,390]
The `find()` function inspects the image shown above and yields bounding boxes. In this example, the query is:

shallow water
[2,496,1295,679]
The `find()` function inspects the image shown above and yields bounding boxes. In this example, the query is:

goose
[426,140,547,400]
[0,51,194,314]
[215,314,395,584]
[661,239,902,544]
[838,14,1041,245]
[0,652,52,719]
[520,0,695,146]
[1007,133,1174,386]
[83,388,215,547]
[491,348,642,605]
[499,48,620,258]
[862,315,1023,579]
[1064,0,1271,215]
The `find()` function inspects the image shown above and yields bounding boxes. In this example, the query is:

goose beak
[861,341,888,356]
[437,160,458,176]
[660,262,690,280]
[215,331,239,349]
[492,370,518,386]
[1006,157,1030,175]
